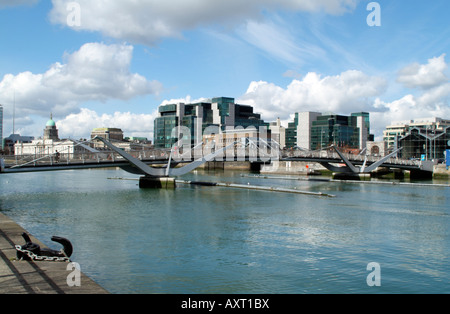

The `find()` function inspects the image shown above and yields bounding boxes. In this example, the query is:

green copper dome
[46,119,56,127]
[46,114,56,127]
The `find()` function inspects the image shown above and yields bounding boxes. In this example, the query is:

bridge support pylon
[139,176,176,189]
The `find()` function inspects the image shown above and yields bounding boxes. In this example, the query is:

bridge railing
[281,149,421,167]
[3,149,172,168]
[5,146,423,169]
[4,142,281,169]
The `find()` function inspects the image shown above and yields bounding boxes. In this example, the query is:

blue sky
[1,0,449,141]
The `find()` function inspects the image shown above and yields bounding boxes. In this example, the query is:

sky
[0,0,449,142]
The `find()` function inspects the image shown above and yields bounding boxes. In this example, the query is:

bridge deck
[1,145,428,174]
[1,158,426,175]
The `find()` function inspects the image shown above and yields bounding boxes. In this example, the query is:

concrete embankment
[0,213,109,294]
[433,164,450,178]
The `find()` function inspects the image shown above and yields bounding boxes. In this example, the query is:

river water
[0,168,449,294]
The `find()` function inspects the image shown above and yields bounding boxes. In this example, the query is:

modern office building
[285,111,373,151]
[285,113,299,149]
[268,118,286,148]
[310,112,373,151]
[154,97,269,149]
[397,126,450,160]
[352,112,371,150]
[311,114,355,150]
[297,112,322,150]
[383,117,450,150]
[154,101,213,149]
[385,118,450,160]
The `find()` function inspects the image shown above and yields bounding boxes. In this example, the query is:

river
[0,168,449,294]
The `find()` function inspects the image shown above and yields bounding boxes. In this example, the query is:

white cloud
[397,54,449,90]
[0,42,162,118]
[377,55,450,120]
[159,95,209,107]
[238,70,387,122]
[57,108,158,140]
[49,0,358,46]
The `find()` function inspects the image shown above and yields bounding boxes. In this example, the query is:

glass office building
[398,126,450,160]
[154,105,179,149]
[286,111,373,151]
[310,114,371,150]
[154,97,268,149]
[285,113,299,149]
[383,117,450,151]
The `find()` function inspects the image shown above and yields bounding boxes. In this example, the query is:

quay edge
[0,212,109,294]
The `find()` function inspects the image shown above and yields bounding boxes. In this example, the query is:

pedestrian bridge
[282,146,434,174]
[1,137,434,184]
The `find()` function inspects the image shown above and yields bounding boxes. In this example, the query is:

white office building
[268,118,286,148]
[296,112,322,150]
